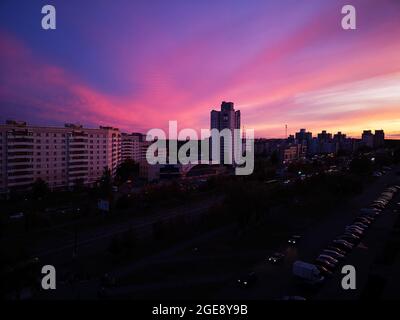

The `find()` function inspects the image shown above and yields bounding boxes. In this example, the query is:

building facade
[0,120,121,193]
[121,132,143,163]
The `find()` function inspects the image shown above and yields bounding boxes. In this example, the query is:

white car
[9,212,24,219]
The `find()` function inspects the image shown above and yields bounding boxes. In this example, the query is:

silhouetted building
[333,132,347,143]
[210,101,240,163]
[295,129,312,145]
[317,130,332,143]
[362,130,374,148]
[374,130,385,148]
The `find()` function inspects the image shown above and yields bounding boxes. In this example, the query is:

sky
[0,0,400,139]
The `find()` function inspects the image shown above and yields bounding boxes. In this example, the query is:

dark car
[315,257,337,270]
[332,239,353,251]
[345,226,364,235]
[344,230,362,237]
[267,252,285,264]
[322,249,345,260]
[316,264,334,277]
[347,223,365,230]
[237,272,257,288]
[338,233,360,243]
[317,254,339,264]
[288,235,302,246]
[326,245,347,256]
[354,217,372,225]
[353,222,369,229]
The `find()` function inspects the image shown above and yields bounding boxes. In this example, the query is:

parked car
[326,245,347,256]
[292,261,325,284]
[344,230,362,237]
[317,254,339,264]
[267,252,285,264]
[322,249,345,260]
[237,272,257,288]
[355,216,374,224]
[288,235,302,246]
[360,208,381,214]
[281,296,306,301]
[346,224,366,234]
[353,222,369,229]
[9,212,24,219]
[345,226,364,235]
[332,239,353,251]
[315,264,334,277]
[337,234,360,246]
[315,258,337,270]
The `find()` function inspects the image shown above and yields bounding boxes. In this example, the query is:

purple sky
[0,0,400,138]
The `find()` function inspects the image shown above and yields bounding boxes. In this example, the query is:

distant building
[374,130,385,148]
[295,129,312,145]
[210,101,240,163]
[333,132,347,144]
[317,130,332,143]
[362,130,374,148]
[281,144,307,163]
[139,161,160,182]
[121,132,150,163]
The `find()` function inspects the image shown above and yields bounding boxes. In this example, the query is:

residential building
[281,144,307,163]
[374,130,385,148]
[0,120,121,193]
[362,130,374,148]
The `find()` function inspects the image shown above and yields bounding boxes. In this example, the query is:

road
[30,195,223,262]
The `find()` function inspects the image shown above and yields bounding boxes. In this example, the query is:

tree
[270,151,280,166]
[349,156,373,176]
[122,227,137,252]
[73,178,85,193]
[31,178,49,200]
[115,159,139,184]
[108,235,122,256]
[394,147,400,163]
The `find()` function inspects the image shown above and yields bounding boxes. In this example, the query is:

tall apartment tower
[362,130,374,148]
[295,129,312,145]
[374,130,385,148]
[210,101,240,164]
[0,120,121,193]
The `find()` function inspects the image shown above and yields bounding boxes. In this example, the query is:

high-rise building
[210,102,240,131]
[362,130,374,148]
[317,130,332,143]
[374,130,385,148]
[295,129,312,145]
[210,101,240,163]
[0,120,121,193]
[333,132,347,143]
[121,132,146,163]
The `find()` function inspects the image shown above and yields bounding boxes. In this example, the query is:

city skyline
[0,118,389,142]
[1,0,400,139]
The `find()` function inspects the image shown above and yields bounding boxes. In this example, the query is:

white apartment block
[121,133,141,162]
[121,132,151,163]
[0,120,121,193]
